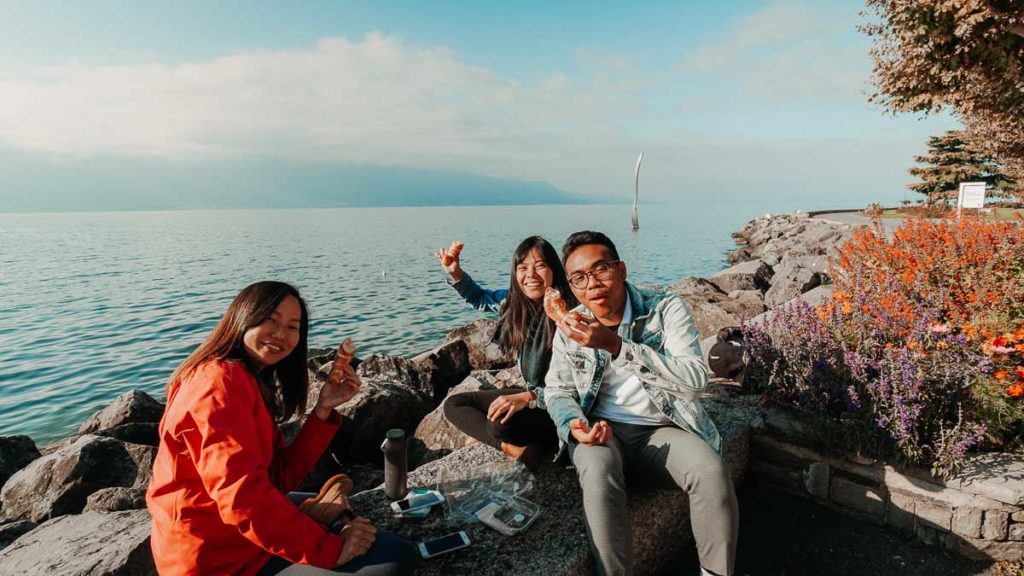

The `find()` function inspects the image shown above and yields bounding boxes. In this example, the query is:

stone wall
[749,408,1024,562]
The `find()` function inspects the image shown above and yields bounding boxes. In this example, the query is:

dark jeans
[257,493,420,576]
[442,386,556,450]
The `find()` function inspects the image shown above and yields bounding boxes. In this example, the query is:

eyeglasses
[567,260,620,289]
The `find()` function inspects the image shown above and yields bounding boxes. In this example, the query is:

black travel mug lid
[385,429,405,440]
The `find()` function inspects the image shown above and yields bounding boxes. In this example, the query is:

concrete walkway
[810,209,904,233]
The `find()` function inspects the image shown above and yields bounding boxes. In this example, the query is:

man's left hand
[560,312,622,356]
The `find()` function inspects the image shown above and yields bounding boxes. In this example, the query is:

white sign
[958,182,987,209]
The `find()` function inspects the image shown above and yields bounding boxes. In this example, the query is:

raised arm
[436,241,507,313]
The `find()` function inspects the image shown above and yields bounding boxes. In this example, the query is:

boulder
[96,422,159,447]
[0,510,154,576]
[798,285,835,309]
[83,487,146,513]
[764,256,829,309]
[0,435,146,523]
[0,520,35,551]
[727,214,853,270]
[411,339,472,403]
[327,355,436,464]
[668,278,761,338]
[78,390,164,436]
[356,354,430,398]
[710,259,774,293]
[0,436,41,491]
[727,290,768,315]
[445,319,514,370]
[351,386,759,576]
[414,369,526,451]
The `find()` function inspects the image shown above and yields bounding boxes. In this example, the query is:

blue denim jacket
[544,282,721,454]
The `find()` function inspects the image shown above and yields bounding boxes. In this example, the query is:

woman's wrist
[313,404,334,421]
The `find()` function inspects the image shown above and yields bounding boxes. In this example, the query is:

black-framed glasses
[568,260,620,289]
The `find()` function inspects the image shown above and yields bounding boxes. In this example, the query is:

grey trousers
[568,422,739,576]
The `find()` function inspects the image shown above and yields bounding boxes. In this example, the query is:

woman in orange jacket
[146,281,418,575]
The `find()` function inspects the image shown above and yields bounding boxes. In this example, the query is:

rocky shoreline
[0,212,858,575]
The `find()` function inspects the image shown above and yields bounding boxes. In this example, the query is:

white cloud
[0,33,640,185]
[677,1,870,106]
[0,15,953,203]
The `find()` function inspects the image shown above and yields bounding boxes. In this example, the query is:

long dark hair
[498,236,577,353]
[167,281,310,423]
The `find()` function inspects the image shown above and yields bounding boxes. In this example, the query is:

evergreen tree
[908,130,1014,204]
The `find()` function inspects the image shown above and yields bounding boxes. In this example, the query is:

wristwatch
[527,390,538,409]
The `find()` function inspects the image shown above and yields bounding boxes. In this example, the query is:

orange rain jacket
[146,360,344,575]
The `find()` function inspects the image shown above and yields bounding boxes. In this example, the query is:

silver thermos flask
[382,428,408,500]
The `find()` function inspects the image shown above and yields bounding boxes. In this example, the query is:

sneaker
[299,473,355,527]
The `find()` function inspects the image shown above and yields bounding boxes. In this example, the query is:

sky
[0,0,958,210]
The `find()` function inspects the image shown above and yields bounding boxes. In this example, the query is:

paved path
[811,210,904,234]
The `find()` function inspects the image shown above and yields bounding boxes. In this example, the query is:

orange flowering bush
[746,216,1024,477]
[832,216,1024,455]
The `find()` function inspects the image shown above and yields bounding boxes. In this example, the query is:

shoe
[299,473,355,527]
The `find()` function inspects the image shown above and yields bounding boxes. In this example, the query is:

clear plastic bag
[434,460,536,526]
[475,494,542,536]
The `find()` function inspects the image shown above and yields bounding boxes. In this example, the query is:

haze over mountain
[0,152,590,213]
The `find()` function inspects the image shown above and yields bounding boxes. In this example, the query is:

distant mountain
[0,151,590,212]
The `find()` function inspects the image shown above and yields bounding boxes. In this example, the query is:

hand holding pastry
[436,241,466,282]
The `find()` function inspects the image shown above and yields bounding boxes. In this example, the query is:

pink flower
[928,323,951,334]
[991,346,1016,355]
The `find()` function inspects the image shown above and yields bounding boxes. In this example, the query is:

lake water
[0,200,805,443]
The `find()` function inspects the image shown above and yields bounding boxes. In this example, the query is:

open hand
[559,312,622,356]
[315,362,361,420]
[487,391,533,424]
[336,516,377,566]
[435,241,466,283]
[570,419,611,445]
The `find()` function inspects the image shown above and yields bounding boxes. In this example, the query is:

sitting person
[146,281,418,575]
[543,232,738,576]
[436,236,576,467]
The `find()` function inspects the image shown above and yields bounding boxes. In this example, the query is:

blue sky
[0,0,956,208]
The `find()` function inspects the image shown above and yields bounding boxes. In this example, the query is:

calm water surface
[0,200,800,442]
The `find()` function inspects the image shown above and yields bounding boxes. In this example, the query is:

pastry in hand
[543,288,570,323]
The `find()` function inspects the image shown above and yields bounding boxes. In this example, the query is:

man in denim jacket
[544,231,738,576]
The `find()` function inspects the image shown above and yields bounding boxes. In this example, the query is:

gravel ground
[663,482,996,576]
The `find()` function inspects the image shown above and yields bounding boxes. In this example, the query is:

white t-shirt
[590,294,672,426]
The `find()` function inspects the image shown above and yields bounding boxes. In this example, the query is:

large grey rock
[797,285,834,309]
[327,354,436,464]
[0,520,35,551]
[0,436,41,491]
[710,259,774,294]
[728,214,853,269]
[411,339,472,403]
[0,510,154,576]
[445,319,514,370]
[414,369,526,451]
[353,386,758,576]
[79,390,164,436]
[0,435,146,522]
[95,422,159,447]
[83,487,147,513]
[764,255,829,309]
[668,278,763,338]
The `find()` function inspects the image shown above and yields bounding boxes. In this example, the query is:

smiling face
[515,247,555,302]
[242,294,302,370]
[564,244,627,325]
